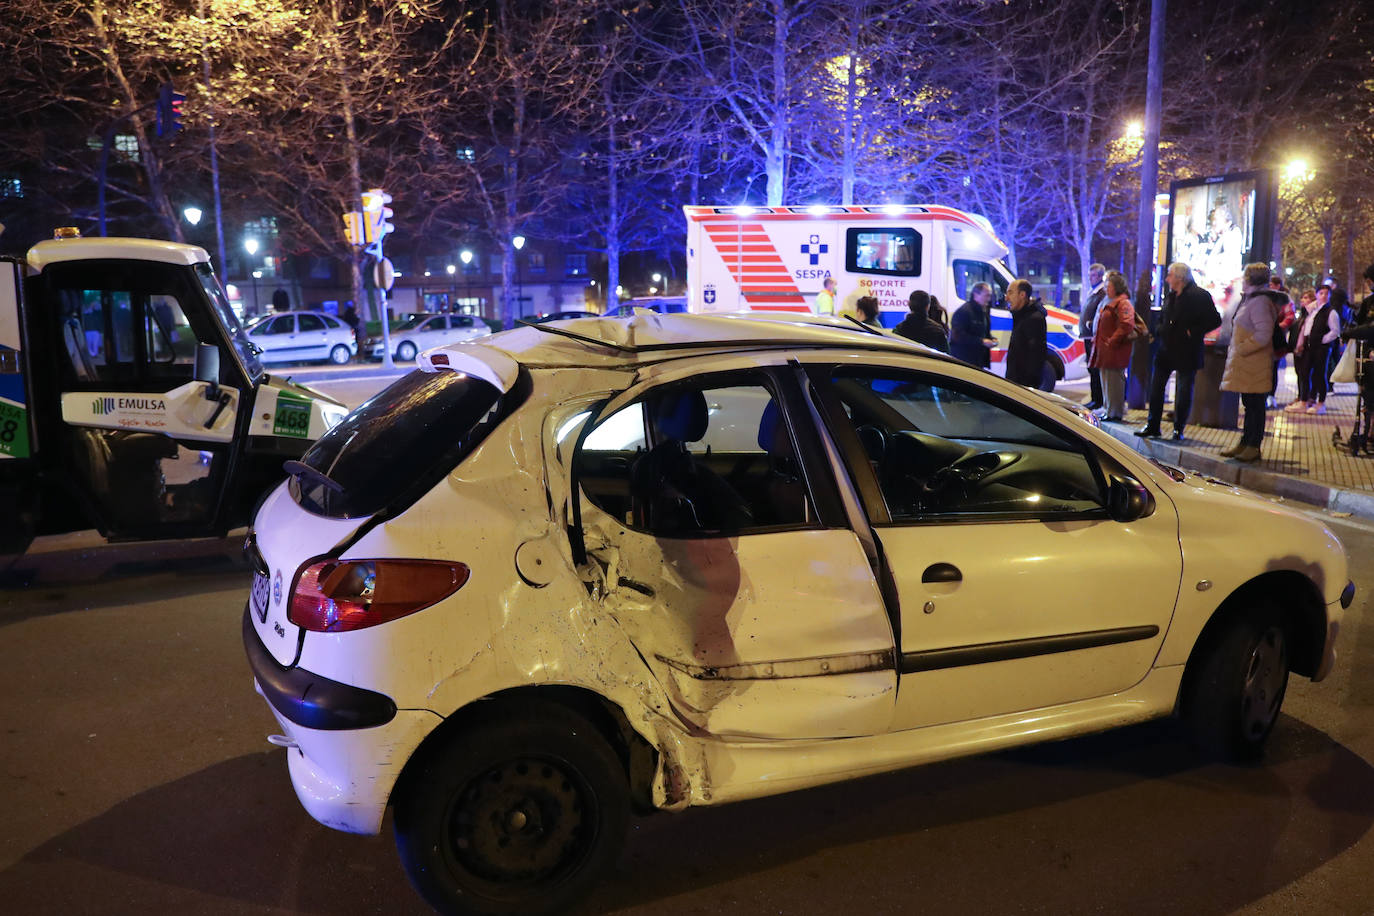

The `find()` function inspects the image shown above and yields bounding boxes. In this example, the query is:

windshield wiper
[283,459,344,493]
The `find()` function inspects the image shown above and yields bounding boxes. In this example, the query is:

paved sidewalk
[1093,366,1374,520]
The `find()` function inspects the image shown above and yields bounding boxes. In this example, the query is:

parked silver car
[244,310,356,365]
[371,313,492,361]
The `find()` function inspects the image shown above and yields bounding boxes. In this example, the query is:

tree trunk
[1346,223,1356,293]
[841,31,857,205]
[766,0,788,206]
[605,85,621,314]
[1054,253,1066,309]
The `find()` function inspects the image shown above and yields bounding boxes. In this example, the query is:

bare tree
[416,0,604,328]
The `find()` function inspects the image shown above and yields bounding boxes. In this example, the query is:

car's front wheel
[397,341,418,362]
[329,344,351,365]
[393,701,629,916]
[1182,605,1289,762]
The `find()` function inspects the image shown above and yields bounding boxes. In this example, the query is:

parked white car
[244,313,1351,916]
[244,310,356,365]
[371,313,491,362]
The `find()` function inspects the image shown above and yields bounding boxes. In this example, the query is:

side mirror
[1108,474,1155,522]
[193,343,220,383]
[193,343,221,399]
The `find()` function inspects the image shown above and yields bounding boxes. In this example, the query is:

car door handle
[921,563,962,584]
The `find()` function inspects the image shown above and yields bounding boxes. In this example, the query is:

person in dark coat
[1136,262,1221,440]
[928,295,949,330]
[1005,278,1048,388]
[894,289,949,352]
[949,282,996,368]
[1078,263,1107,409]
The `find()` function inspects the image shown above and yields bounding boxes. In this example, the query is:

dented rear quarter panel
[291,367,703,800]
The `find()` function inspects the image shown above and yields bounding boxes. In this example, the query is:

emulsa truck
[684,204,1085,386]
[0,229,349,555]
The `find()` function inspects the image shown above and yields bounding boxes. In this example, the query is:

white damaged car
[243,313,1351,915]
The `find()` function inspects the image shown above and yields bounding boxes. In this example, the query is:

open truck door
[3,233,347,549]
[27,253,244,539]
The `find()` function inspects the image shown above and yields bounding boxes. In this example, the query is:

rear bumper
[242,607,396,730]
[243,607,440,834]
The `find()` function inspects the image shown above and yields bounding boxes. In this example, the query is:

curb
[270,365,409,385]
[1101,423,1374,522]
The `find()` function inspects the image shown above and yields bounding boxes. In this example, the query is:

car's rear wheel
[329,344,351,365]
[1182,605,1289,762]
[393,702,629,916]
[397,341,418,362]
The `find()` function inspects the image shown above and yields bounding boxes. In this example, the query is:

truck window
[145,295,196,373]
[847,228,921,277]
[57,288,137,384]
[952,259,1008,302]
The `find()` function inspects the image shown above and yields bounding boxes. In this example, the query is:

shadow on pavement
[1,718,1369,916]
[0,750,425,916]
[586,717,1374,915]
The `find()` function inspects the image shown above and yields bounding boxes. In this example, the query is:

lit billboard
[1165,169,1277,311]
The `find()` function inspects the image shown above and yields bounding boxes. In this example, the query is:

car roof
[421,311,955,378]
[27,236,210,271]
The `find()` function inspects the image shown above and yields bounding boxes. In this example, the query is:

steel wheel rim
[445,755,592,888]
[1241,626,1287,739]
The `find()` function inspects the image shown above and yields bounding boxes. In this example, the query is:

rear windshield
[290,368,511,518]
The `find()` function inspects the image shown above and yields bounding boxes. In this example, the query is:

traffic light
[342,210,365,246]
[362,189,394,246]
[156,83,186,137]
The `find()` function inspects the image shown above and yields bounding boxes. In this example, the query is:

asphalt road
[2,508,1373,915]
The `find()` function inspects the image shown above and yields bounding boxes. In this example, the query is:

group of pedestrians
[887,280,1051,388]
[1134,260,1339,463]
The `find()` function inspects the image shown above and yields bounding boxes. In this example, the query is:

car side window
[144,294,196,376]
[453,316,474,328]
[320,315,341,330]
[261,316,294,335]
[576,376,815,536]
[298,314,326,333]
[827,368,1103,521]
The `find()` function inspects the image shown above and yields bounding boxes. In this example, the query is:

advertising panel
[1166,169,1277,315]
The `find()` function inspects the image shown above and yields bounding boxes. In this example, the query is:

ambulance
[684,204,1086,387]
[0,229,348,555]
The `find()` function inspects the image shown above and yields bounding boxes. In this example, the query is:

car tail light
[288,559,470,633]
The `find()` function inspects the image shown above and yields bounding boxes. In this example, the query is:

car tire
[329,344,351,365]
[397,341,417,362]
[1182,605,1289,762]
[393,701,629,916]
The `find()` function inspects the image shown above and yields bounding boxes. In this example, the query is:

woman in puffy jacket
[1089,271,1136,421]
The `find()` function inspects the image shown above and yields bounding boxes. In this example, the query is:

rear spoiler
[417,344,520,394]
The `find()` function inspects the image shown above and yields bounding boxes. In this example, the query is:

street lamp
[243,239,261,316]
[459,251,474,313]
[512,236,526,319]
[183,206,203,226]
[1284,158,1313,182]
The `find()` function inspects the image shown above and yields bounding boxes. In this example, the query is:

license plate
[251,572,271,623]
